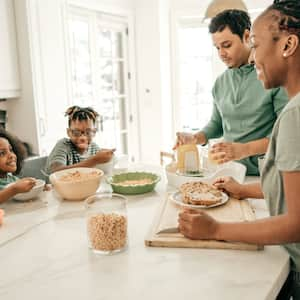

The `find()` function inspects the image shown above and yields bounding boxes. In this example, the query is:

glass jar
[85,193,128,255]
[176,144,200,173]
[207,138,223,171]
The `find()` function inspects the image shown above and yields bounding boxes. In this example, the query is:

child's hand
[12,178,36,194]
[43,184,51,191]
[93,149,116,164]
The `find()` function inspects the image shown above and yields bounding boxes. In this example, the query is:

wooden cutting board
[145,193,263,251]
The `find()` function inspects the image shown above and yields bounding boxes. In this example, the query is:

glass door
[96,21,129,153]
[68,9,130,155]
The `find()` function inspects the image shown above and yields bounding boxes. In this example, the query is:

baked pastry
[180,181,223,206]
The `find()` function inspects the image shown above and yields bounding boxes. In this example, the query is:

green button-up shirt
[202,64,288,175]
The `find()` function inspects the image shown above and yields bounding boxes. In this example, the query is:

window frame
[170,8,265,136]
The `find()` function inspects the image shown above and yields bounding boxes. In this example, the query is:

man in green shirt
[175,9,288,175]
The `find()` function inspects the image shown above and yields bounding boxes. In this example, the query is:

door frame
[62,0,140,162]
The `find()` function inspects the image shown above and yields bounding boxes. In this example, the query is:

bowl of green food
[107,172,161,195]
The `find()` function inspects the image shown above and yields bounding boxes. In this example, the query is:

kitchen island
[0,165,289,300]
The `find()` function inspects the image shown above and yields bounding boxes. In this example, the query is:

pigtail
[65,106,99,126]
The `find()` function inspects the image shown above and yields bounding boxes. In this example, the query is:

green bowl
[107,172,161,195]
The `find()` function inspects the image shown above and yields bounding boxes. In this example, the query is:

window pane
[100,59,113,96]
[99,29,112,57]
[68,18,93,105]
[178,26,213,131]
[113,61,124,95]
[112,31,123,58]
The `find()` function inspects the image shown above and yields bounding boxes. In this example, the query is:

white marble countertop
[0,165,290,300]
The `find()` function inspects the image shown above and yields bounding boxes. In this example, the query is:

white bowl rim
[7,178,45,189]
[49,167,104,182]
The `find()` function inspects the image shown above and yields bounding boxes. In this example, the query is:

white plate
[169,191,229,209]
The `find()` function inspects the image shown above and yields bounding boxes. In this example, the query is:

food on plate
[116,178,154,186]
[59,170,100,182]
[180,181,223,206]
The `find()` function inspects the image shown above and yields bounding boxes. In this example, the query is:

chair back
[19,156,49,183]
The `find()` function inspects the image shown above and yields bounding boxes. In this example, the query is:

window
[177,24,214,131]
[174,10,262,134]
[67,8,130,155]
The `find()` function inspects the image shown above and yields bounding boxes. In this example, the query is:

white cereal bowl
[165,161,246,188]
[50,167,103,201]
[12,179,45,201]
[95,155,117,175]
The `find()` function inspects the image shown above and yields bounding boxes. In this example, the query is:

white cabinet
[0,0,20,98]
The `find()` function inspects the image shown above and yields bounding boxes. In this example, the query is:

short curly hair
[209,9,251,41]
[0,128,26,175]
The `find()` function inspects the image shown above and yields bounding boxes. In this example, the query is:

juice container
[177,144,200,173]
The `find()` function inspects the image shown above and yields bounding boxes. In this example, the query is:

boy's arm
[50,149,115,173]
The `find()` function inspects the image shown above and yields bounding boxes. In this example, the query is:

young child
[0,129,36,204]
[46,106,115,173]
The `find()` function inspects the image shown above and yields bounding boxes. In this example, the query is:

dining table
[0,164,290,300]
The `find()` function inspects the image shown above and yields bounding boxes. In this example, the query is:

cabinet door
[0,0,20,98]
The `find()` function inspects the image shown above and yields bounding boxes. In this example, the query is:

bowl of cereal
[85,193,128,254]
[107,171,160,195]
[11,179,45,202]
[50,167,103,201]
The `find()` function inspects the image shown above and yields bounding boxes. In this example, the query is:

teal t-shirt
[202,64,288,175]
[261,93,300,272]
[0,173,19,190]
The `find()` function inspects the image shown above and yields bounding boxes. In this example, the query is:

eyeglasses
[69,128,97,138]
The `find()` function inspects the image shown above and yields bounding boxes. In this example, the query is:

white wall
[135,0,174,164]
[171,0,272,11]
[135,0,161,163]
[159,0,173,153]
[5,0,39,151]
[70,0,135,11]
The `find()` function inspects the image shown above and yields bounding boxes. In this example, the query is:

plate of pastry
[170,181,229,209]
